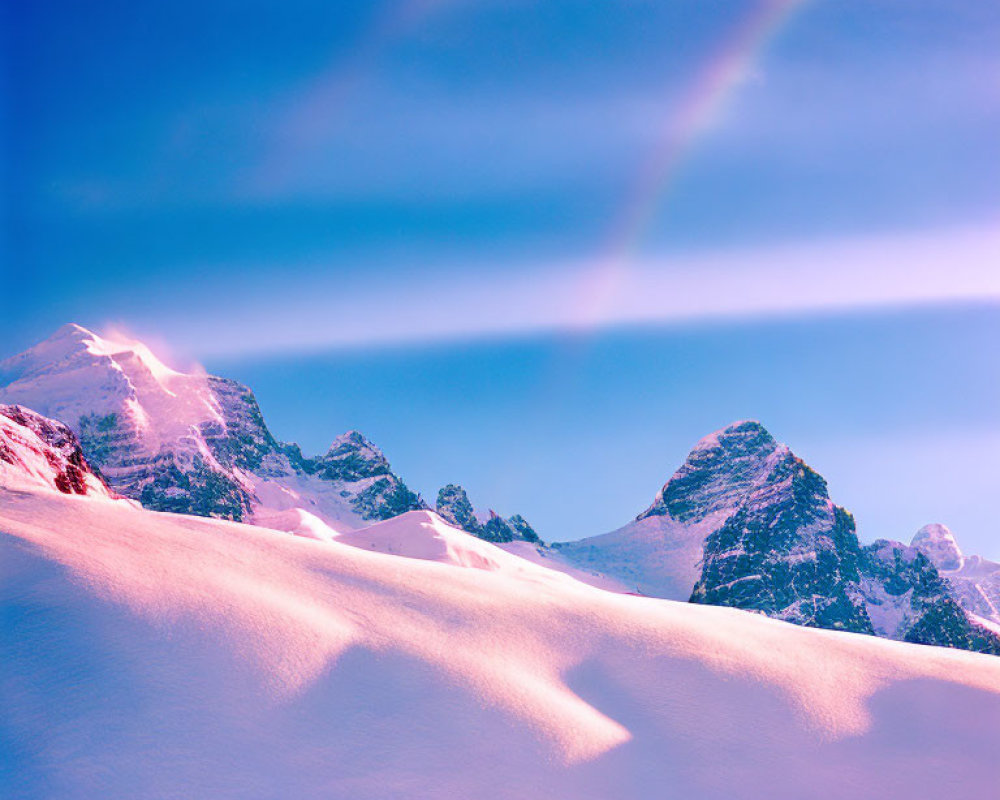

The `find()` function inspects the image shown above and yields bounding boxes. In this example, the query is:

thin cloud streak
[159,223,1000,359]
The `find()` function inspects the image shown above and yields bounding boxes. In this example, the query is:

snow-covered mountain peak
[558,420,1000,655]
[0,326,426,526]
[0,323,222,454]
[688,418,774,451]
[4,323,181,387]
[558,420,802,601]
[912,523,965,571]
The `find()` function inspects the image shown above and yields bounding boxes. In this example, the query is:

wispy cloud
[150,222,1000,358]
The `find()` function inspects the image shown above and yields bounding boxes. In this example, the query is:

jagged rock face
[690,452,874,634]
[435,484,539,544]
[347,473,425,522]
[480,512,517,543]
[313,431,392,482]
[436,484,480,532]
[862,540,1000,654]
[686,431,1000,653]
[508,514,541,544]
[304,431,425,522]
[0,404,112,497]
[201,376,287,475]
[0,325,423,526]
[640,420,788,523]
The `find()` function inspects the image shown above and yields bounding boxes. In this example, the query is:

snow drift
[2,485,999,799]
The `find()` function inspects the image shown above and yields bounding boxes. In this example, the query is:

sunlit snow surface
[2,486,1000,799]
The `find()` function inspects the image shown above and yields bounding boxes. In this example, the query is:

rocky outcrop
[436,484,481,532]
[435,484,541,544]
[508,514,541,544]
[1,404,113,497]
[689,450,874,635]
[911,524,964,571]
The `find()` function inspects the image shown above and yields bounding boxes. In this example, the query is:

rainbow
[574,0,809,327]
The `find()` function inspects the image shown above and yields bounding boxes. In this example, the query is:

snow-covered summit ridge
[0,323,223,452]
[0,404,113,498]
[0,324,424,526]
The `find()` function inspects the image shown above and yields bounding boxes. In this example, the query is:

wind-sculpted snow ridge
[556,421,1000,655]
[0,324,424,527]
[2,486,1000,799]
[0,404,114,498]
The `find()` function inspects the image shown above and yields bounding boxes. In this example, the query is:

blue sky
[3,1,999,553]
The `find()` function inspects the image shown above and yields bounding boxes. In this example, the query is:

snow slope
[3,486,1000,799]
[554,512,728,599]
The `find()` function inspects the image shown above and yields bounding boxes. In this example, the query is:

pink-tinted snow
[2,487,999,799]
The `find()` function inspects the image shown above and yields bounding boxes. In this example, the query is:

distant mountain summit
[912,523,964,571]
[435,483,541,543]
[912,523,1000,630]
[557,420,1000,655]
[0,324,424,528]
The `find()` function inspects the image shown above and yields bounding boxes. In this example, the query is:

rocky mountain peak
[638,419,787,523]
[912,523,965,572]
[561,418,1000,656]
[690,445,872,634]
[316,430,392,482]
